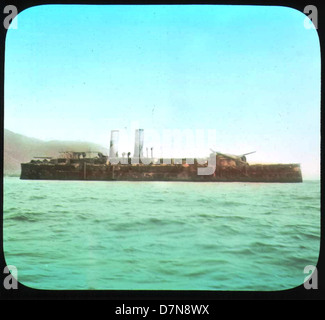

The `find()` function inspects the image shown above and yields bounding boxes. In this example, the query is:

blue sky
[4,5,320,178]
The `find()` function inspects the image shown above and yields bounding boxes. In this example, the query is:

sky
[4,5,320,179]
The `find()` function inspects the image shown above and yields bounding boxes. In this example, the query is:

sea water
[3,177,320,291]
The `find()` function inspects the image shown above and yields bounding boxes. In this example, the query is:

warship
[20,129,303,183]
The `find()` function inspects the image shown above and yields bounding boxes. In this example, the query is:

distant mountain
[3,129,109,176]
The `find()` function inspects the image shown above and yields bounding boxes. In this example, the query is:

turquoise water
[3,177,320,290]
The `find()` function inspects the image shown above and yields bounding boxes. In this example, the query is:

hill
[3,129,109,176]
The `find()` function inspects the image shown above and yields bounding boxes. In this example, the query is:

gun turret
[210,149,256,163]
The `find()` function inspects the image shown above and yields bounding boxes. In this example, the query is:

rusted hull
[20,162,303,183]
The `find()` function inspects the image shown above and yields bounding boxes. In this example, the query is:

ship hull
[20,162,303,183]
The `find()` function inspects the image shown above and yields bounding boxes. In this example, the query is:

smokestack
[109,130,119,158]
[134,129,144,158]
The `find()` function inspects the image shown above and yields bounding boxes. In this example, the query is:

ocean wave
[294,196,319,201]
[303,233,320,240]
[3,178,320,291]
[7,213,40,222]
[29,195,47,200]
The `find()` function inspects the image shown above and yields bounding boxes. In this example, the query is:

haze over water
[3,177,320,290]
